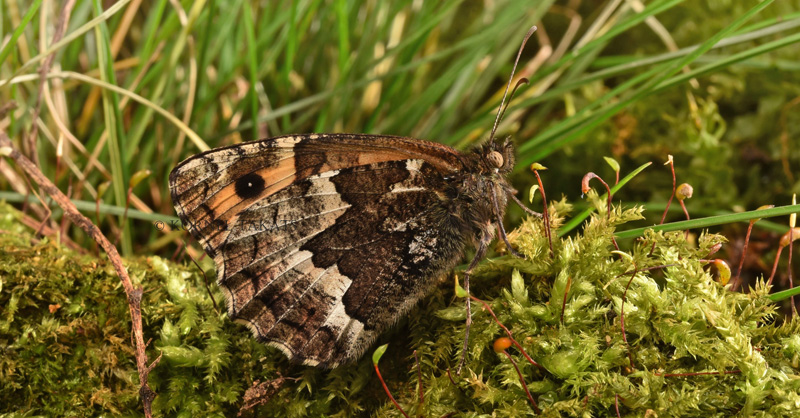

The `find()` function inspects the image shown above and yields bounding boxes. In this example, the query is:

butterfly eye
[488,151,504,169]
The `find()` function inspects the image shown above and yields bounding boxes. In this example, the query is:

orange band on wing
[207,157,297,221]
[207,149,416,222]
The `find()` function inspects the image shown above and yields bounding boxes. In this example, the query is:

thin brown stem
[788,227,796,316]
[374,363,410,418]
[662,159,677,225]
[650,157,677,256]
[620,262,639,370]
[186,249,219,313]
[446,367,457,386]
[533,170,553,257]
[560,276,572,325]
[581,172,619,250]
[679,199,690,240]
[767,246,784,287]
[0,133,157,417]
[581,173,613,220]
[502,350,541,414]
[732,220,755,292]
[470,295,543,370]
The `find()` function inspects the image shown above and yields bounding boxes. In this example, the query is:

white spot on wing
[390,185,427,193]
[306,169,340,180]
[389,159,427,193]
[275,136,304,145]
[405,159,423,172]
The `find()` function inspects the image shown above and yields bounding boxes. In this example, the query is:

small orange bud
[493,337,513,353]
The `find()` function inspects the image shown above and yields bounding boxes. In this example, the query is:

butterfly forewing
[169,134,472,366]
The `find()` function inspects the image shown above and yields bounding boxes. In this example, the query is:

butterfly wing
[169,134,469,367]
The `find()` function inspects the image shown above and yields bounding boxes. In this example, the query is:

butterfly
[168,26,537,368]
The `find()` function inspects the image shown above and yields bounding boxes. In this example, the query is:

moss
[1,201,798,417]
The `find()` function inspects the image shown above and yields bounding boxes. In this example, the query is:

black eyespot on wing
[235,173,266,199]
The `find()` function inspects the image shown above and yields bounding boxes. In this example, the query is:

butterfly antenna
[495,77,529,135]
[488,25,537,145]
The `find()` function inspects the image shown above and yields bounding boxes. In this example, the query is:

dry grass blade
[0,132,160,418]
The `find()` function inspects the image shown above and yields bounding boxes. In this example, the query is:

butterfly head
[481,137,515,175]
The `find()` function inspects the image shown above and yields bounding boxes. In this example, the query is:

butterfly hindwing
[169,134,470,366]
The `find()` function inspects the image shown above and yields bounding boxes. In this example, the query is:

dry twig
[0,132,159,417]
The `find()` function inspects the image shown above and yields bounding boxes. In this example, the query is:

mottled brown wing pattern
[169,134,470,367]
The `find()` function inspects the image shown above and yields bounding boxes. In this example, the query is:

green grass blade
[126,0,206,155]
[769,286,800,302]
[518,0,777,165]
[614,204,800,239]
[192,0,216,122]
[242,1,260,140]
[92,0,131,255]
[282,1,299,91]
[0,0,42,67]
[606,203,791,234]
[335,0,350,74]
[0,191,176,223]
[447,16,800,149]
[652,30,800,93]
[528,0,686,87]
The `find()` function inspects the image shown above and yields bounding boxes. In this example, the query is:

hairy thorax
[443,156,511,246]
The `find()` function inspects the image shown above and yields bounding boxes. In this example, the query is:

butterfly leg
[492,186,523,258]
[508,192,543,218]
[456,232,491,375]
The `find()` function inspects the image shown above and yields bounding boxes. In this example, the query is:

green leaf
[529,185,540,203]
[96,181,112,200]
[455,280,468,298]
[372,344,388,365]
[511,269,528,305]
[603,157,620,173]
[129,170,152,189]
